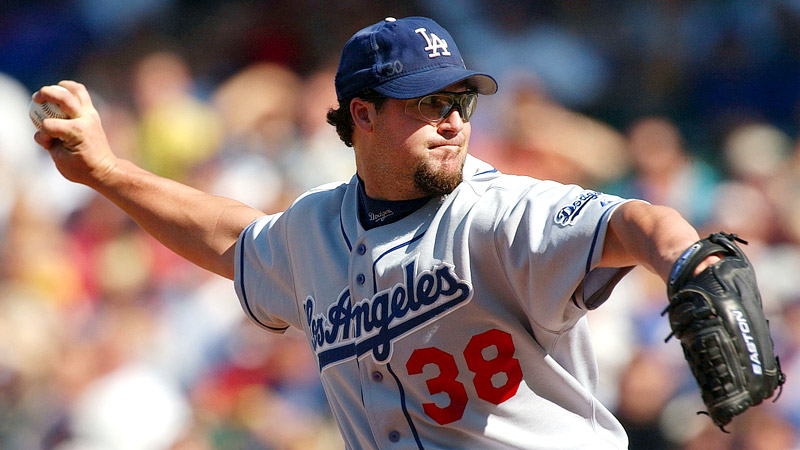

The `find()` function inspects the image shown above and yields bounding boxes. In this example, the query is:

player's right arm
[32,80,264,280]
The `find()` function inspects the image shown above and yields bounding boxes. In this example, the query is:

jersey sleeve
[234,213,299,333]
[493,182,634,329]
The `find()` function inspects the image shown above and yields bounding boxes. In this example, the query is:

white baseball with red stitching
[29,86,69,130]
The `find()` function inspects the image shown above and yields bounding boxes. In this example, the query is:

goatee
[413,160,464,196]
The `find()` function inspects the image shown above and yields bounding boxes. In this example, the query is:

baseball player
[33,16,781,450]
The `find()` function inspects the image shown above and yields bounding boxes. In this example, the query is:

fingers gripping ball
[663,232,786,430]
[29,86,69,130]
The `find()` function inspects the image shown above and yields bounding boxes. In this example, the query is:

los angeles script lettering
[305,260,473,366]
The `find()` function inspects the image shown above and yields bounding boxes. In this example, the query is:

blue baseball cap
[335,16,498,101]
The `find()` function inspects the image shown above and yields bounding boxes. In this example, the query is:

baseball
[29,86,70,130]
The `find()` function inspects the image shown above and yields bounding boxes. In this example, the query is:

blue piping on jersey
[585,200,623,274]
[387,363,425,449]
[372,232,426,292]
[572,200,623,309]
[238,222,290,332]
[372,233,427,450]
[340,214,353,251]
[473,168,498,176]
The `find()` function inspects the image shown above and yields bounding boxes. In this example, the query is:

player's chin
[414,154,466,195]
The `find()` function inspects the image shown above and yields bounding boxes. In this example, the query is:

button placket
[351,239,369,293]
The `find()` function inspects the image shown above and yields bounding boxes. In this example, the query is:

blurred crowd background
[2,1,800,449]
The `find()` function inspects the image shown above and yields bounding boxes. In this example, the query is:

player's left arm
[600,200,718,281]
[602,194,785,430]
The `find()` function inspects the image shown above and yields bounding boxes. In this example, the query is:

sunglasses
[404,90,478,125]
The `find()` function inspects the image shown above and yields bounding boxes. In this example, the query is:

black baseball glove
[663,232,785,430]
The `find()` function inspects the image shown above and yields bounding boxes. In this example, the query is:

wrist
[662,236,702,283]
[87,156,126,192]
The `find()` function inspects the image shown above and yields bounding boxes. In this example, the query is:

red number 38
[405,329,523,425]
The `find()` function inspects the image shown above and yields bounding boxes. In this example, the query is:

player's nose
[437,108,465,134]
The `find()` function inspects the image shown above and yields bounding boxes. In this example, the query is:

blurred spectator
[730,408,800,450]
[0,73,39,185]
[479,80,629,188]
[133,51,224,181]
[702,181,800,316]
[681,420,734,450]
[589,265,688,410]
[423,0,612,109]
[705,181,777,245]
[774,296,800,431]
[0,286,64,448]
[723,122,793,190]
[212,62,300,160]
[614,350,680,450]
[282,67,357,197]
[720,122,794,241]
[187,324,339,450]
[605,117,721,228]
[210,62,300,211]
[761,132,800,246]
[65,303,192,450]
[0,201,85,307]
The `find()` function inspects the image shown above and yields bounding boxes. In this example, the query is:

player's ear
[350,98,374,132]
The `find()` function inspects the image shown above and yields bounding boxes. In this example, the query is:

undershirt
[357,177,432,230]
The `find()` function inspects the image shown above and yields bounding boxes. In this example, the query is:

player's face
[370,82,472,199]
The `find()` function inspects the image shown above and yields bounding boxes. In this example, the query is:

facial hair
[413,158,465,196]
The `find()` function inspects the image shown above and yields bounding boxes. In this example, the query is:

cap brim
[373,67,497,99]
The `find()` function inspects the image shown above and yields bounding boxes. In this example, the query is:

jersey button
[371,371,383,382]
[357,244,366,255]
[356,274,365,285]
[388,430,400,442]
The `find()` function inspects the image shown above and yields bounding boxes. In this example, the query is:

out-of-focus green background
[2,1,800,449]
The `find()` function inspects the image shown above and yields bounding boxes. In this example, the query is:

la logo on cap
[415,28,451,58]
[334,16,497,101]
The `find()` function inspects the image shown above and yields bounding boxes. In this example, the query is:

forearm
[602,201,701,282]
[93,159,264,279]
[32,81,264,280]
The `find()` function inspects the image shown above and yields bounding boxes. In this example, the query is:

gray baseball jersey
[235,155,633,449]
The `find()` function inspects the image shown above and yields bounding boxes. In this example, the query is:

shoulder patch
[554,191,599,226]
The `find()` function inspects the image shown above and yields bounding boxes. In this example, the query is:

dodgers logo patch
[555,191,599,226]
[305,259,473,371]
